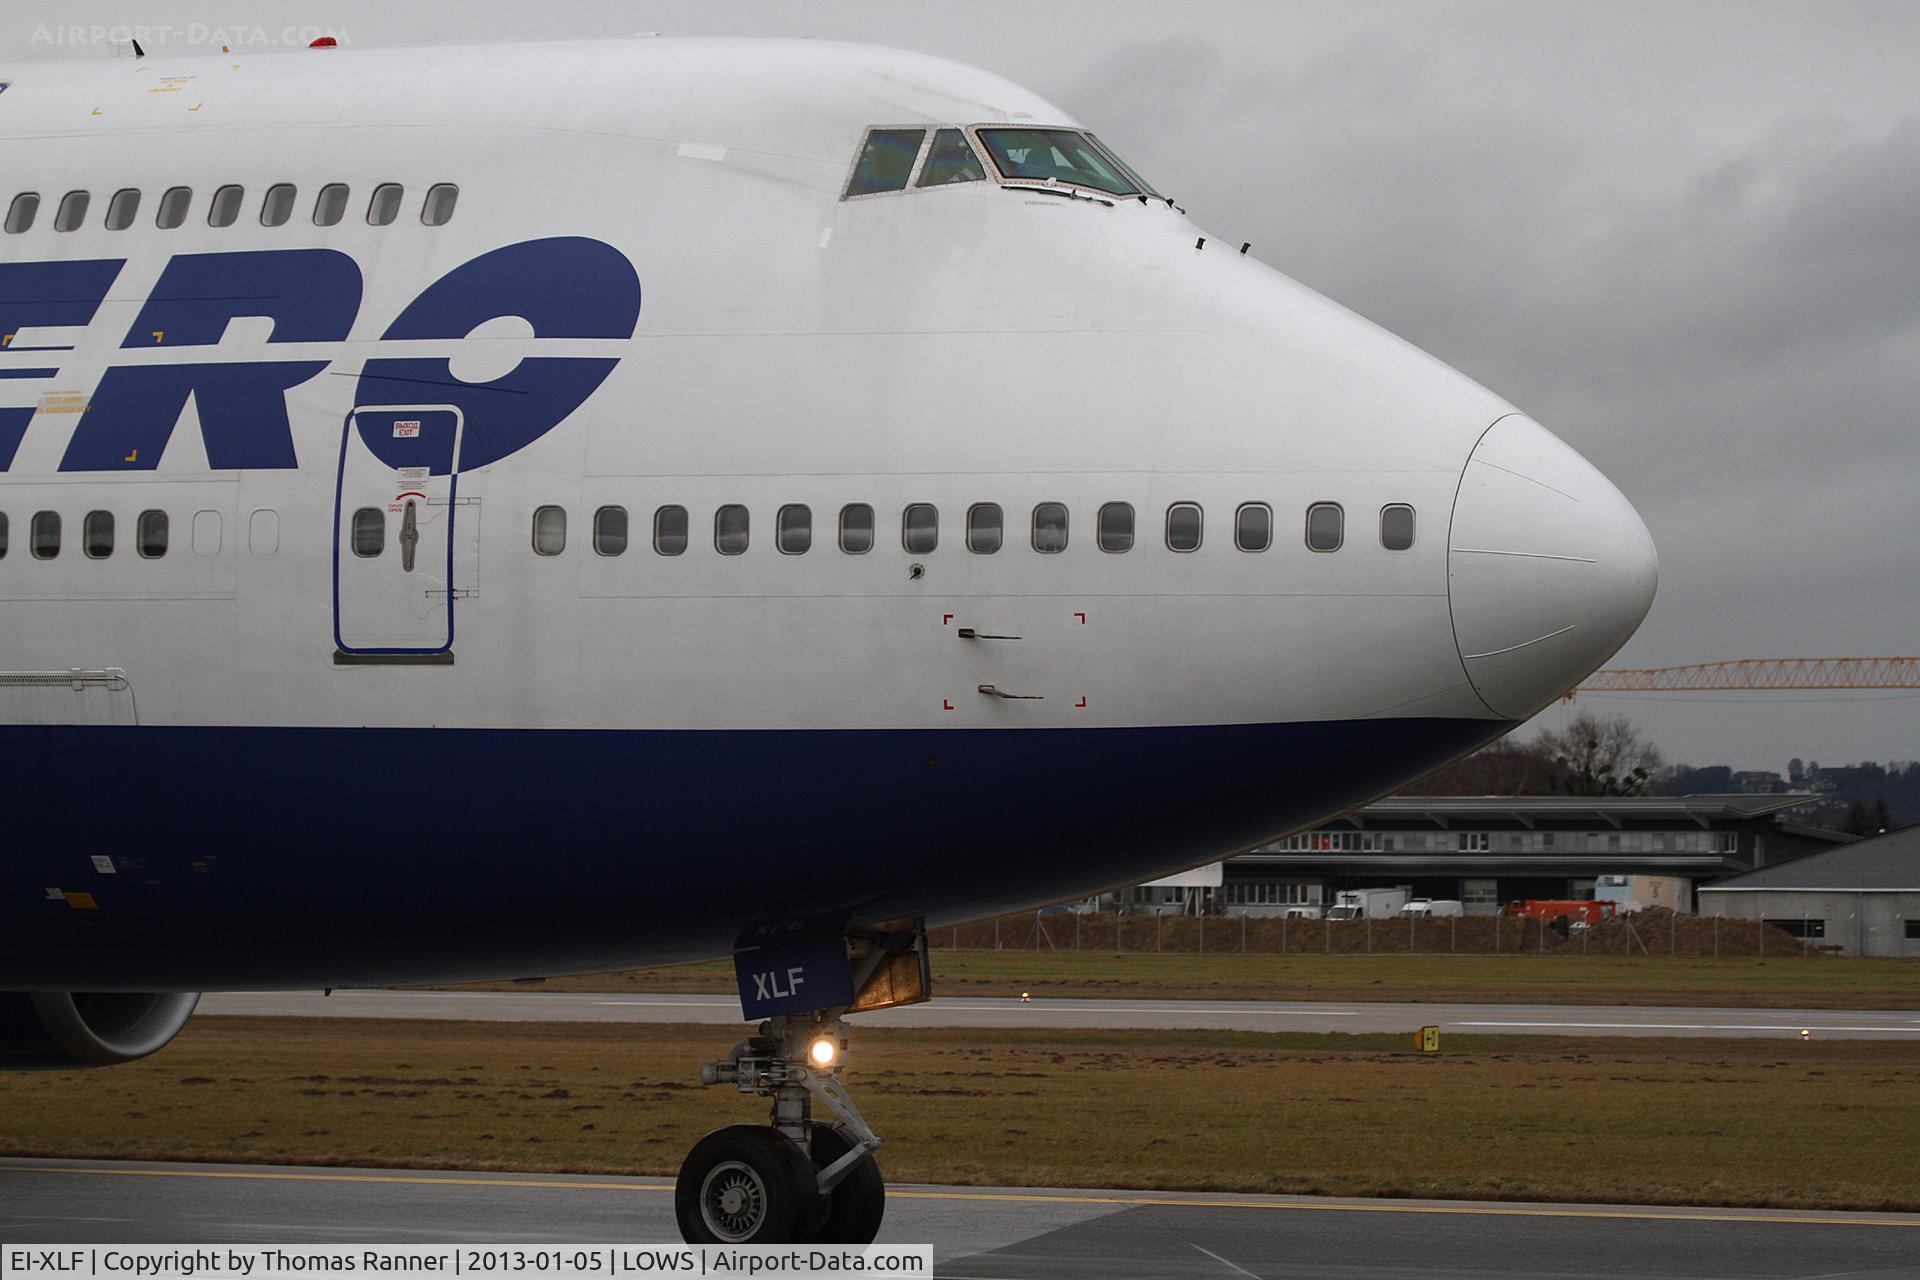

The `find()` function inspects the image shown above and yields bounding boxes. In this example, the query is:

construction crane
[1570,657,1920,695]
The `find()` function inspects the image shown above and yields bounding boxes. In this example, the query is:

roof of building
[1698,825,1920,891]
[1339,794,1834,826]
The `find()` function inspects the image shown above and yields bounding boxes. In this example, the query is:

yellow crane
[1571,657,1920,695]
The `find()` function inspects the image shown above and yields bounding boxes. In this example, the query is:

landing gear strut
[674,926,928,1245]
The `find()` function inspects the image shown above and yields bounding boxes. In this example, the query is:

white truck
[1326,886,1411,921]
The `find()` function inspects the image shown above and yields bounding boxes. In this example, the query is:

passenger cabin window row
[4,182,458,234]
[514,502,1417,557]
[0,509,171,560]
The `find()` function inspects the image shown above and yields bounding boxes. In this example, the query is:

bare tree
[1398,735,1560,795]
[1537,712,1664,796]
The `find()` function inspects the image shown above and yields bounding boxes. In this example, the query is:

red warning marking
[943,614,954,625]
[1074,612,1086,624]
[393,490,427,502]
[1075,696,1087,708]
[942,699,955,711]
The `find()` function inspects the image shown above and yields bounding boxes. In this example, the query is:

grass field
[474,951,1920,1010]
[4,1017,1917,1212]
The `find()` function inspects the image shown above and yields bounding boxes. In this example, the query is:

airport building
[1104,794,1852,916]
[1697,824,1920,957]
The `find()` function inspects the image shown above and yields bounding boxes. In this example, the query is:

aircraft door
[333,406,466,655]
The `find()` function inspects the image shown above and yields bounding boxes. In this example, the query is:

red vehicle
[1504,899,1617,929]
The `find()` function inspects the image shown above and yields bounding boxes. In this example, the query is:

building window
[902,503,938,554]
[54,190,90,232]
[777,504,812,555]
[715,504,749,555]
[83,510,114,559]
[1032,502,1068,553]
[367,183,404,226]
[593,505,628,556]
[104,189,141,231]
[1907,921,1920,940]
[653,505,688,555]
[1764,918,1825,940]
[1306,502,1343,551]
[1381,503,1415,551]
[260,183,297,227]
[1166,502,1202,552]
[532,505,566,556]
[845,128,926,197]
[5,192,38,234]
[350,508,384,557]
[1097,502,1134,553]
[1234,502,1271,551]
[155,186,191,229]
[313,183,350,226]
[30,511,60,559]
[421,183,459,226]
[208,184,244,228]
[966,503,1002,554]
[839,503,874,554]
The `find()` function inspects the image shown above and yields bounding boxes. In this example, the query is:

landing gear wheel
[675,1124,816,1244]
[805,1122,886,1244]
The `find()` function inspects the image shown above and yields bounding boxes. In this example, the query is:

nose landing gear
[675,926,928,1245]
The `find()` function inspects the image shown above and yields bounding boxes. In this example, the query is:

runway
[2,1159,1916,1278]
[196,990,1920,1040]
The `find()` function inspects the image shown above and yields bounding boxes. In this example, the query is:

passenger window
[532,505,567,556]
[653,505,689,555]
[1166,502,1202,552]
[54,191,90,232]
[1306,502,1344,551]
[155,186,191,229]
[104,189,141,231]
[31,511,61,559]
[260,183,296,227]
[1097,502,1134,553]
[137,509,169,558]
[312,183,349,226]
[249,509,279,556]
[917,129,985,187]
[902,503,938,554]
[1380,504,1415,551]
[421,183,459,226]
[367,183,404,226]
[208,184,244,228]
[594,505,628,556]
[839,503,874,554]
[192,510,221,557]
[1032,502,1068,553]
[777,504,812,555]
[83,510,114,559]
[966,503,1003,554]
[845,129,925,197]
[5,192,38,234]
[715,504,750,555]
[0,512,7,558]
[1235,503,1272,552]
[351,508,384,557]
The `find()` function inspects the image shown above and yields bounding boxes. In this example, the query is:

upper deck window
[917,129,985,187]
[845,129,926,198]
[978,128,1142,197]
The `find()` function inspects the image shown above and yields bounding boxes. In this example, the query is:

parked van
[1282,905,1323,920]
[1400,899,1465,918]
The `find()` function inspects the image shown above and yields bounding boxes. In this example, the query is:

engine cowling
[0,992,200,1069]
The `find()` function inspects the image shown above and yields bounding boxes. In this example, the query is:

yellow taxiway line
[7,1163,1917,1229]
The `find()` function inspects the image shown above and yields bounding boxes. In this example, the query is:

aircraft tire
[675,1124,816,1244]
[803,1122,885,1244]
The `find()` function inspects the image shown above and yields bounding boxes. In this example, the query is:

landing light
[809,1037,838,1068]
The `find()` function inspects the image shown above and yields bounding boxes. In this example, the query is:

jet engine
[0,992,200,1069]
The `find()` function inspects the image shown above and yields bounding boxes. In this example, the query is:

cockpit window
[845,129,927,198]
[917,129,985,187]
[1087,134,1160,199]
[978,128,1141,197]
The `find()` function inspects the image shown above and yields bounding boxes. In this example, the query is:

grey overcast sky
[6,2,1915,773]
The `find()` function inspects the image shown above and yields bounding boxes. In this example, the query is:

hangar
[1697,825,1920,957]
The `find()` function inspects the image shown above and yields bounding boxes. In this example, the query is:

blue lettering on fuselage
[0,237,640,473]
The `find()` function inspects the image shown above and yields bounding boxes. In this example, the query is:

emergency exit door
[333,406,466,655]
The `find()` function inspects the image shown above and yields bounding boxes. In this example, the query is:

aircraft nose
[1448,414,1658,719]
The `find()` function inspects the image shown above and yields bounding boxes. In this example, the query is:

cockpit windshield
[977,128,1156,198]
